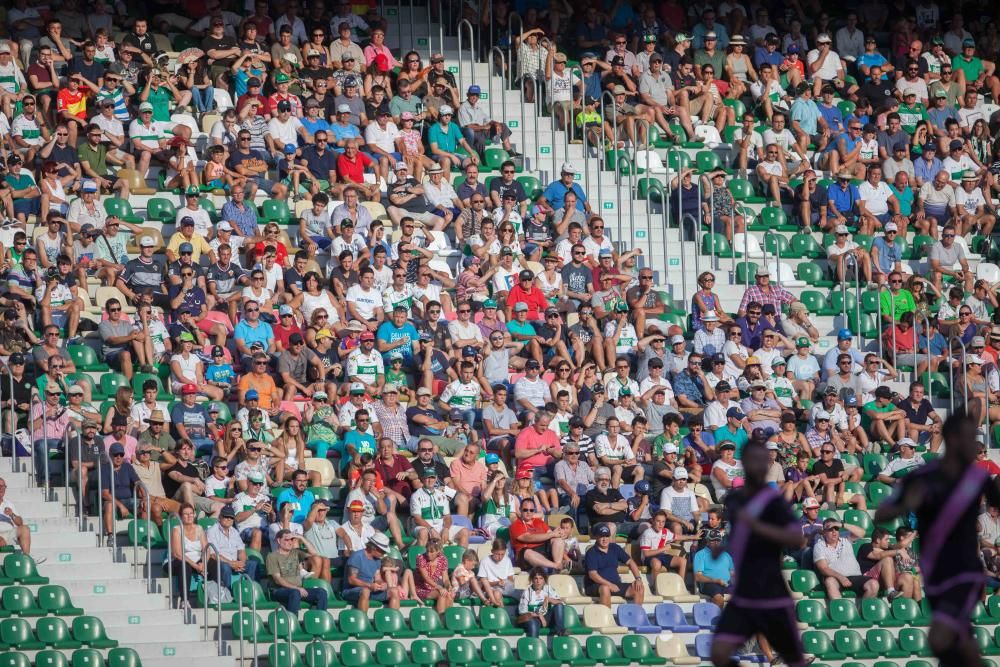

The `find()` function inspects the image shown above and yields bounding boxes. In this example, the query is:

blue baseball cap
[485,453,500,464]
[283,143,297,154]
[245,389,259,400]
[845,395,859,407]
[467,84,481,95]
[837,328,852,340]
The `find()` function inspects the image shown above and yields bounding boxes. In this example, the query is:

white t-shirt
[806,49,844,80]
[956,186,986,215]
[858,181,894,216]
[659,486,699,521]
[364,121,401,154]
[267,116,304,147]
[345,285,384,320]
[477,555,515,583]
[640,526,676,552]
[410,486,451,531]
[594,433,635,463]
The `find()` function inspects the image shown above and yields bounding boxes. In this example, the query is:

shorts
[585,580,626,597]
[240,527,262,542]
[104,349,128,366]
[516,541,554,569]
[699,581,728,598]
[844,574,870,595]
[303,236,333,250]
[926,577,985,635]
[50,311,68,329]
[714,600,804,662]
[409,521,464,542]
[0,523,19,544]
[642,553,677,568]
[341,586,387,603]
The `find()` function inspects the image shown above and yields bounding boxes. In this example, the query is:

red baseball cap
[181,384,198,395]
[360,331,375,341]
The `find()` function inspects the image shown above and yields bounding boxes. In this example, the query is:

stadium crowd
[7,0,1000,660]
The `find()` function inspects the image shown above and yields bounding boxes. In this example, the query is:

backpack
[204,580,233,605]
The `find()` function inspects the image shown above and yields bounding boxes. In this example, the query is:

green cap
[185,185,199,196]
[796,337,810,348]
[275,72,291,83]
[771,357,786,367]
[483,298,497,309]
[247,473,265,484]
[178,332,195,342]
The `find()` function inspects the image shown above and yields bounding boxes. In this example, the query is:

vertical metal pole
[919,314,932,394]
[41,403,49,498]
[252,589,258,667]
[631,119,650,249]
[694,176,702,280]
[876,284,897,366]
[108,460,116,558]
[457,20,475,97]
[675,148,688,305]
[661,195,670,300]
[408,0,415,53]
[855,271,863,350]
[532,77,540,175]
[203,543,221,642]
[76,431,83,530]
[96,451,103,546]
[63,430,69,515]
[237,578,245,667]
[489,48,508,124]
[426,1,434,59]
[709,179,716,272]
[28,392,37,484]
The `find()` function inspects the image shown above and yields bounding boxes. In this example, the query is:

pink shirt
[449,458,488,497]
[515,426,562,474]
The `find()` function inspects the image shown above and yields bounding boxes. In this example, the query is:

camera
[46,267,59,281]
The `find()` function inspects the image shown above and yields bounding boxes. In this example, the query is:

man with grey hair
[583,466,629,536]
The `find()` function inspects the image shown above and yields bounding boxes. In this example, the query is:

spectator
[266,528,327,613]
[814,518,879,600]
[693,528,733,607]
[584,522,645,607]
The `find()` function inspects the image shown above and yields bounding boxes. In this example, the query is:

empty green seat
[479,605,523,636]
[410,639,444,666]
[67,345,105,372]
[866,629,907,658]
[407,607,449,637]
[2,587,44,617]
[103,198,142,223]
[789,233,823,259]
[695,150,722,173]
[443,607,486,637]
[0,654,30,667]
[106,648,140,667]
[480,638,518,667]
[562,605,592,635]
[483,147,509,170]
[39,649,71,667]
[859,597,895,627]
[266,610,309,642]
[146,197,177,223]
[834,629,876,659]
[585,636,629,665]
[735,261,758,284]
[797,261,833,287]
[372,607,415,638]
[620,635,667,665]
[268,644,303,667]
[796,599,828,627]
[899,627,931,656]
[3,554,47,585]
[828,290,857,317]
[259,200,291,224]
[552,636,596,666]
[516,637,559,667]
[797,290,828,316]
[233,579,278,610]
[339,641,372,667]
[71,616,116,649]
[790,569,822,597]
[0,619,43,650]
[36,618,80,649]
[802,631,842,661]
[303,642,337,667]
[338,608,380,639]
[891,597,922,626]
[829,598,867,628]
[446,638,486,667]
[516,175,542,200]
[844,509,873,537]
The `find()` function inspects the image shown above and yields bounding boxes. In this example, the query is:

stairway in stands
[0,455,234,667]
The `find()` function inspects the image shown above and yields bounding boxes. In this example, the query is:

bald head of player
[942,410,980,468]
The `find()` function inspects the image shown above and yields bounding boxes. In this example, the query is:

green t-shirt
[694,50,726,78]
[652,432,683,458]
[713,425,749,459]
[77,142,109,178]
[861,400,895,430]
[506,320,536,339]
[953,55,984,84]
[879,289,916,321]
[897,103,928,134]
[147,85,174,122]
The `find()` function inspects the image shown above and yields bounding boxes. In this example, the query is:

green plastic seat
[552,636,596,666]
[480,638,518,667]
[446,638,486,667]
[36,617,81,649]
[97,374,131,403]
[728,178,756,202]
[0,619,43,650]
[268,644,303,667]
[338,608,380,639]
[701,233,731,257]
[371,607,415,638]
[0,654,30,667]
[479,605,523,636]
[797,260,834,287]
[790,569,822,597]
[562,605,592,635]
[666,151,692,171]
[407,606,449,637]
[266,610,310,642]
[835,629,877,658]
[233,579,278,610]
[798,290,828,316]
[844,509,873,537]
[758,206,791,231]
[71,616,116,649]
[910,234,935,259]
[861,453,889,482]
[230,610,266,641]
[410,639,444,666]
[695,150,722,173]
[515,175,542,200]
[2,586,44,617]
[866,481,893,507]
[829,598,868,628]
[303,642,337,667]
[103,198,142,223]
[483,147,509,170]
[796,599,829,627]
[889,597,920,627]
[443,606,486,637]
[39,649,72,667]
[789,233,823,259]
[197,197,219,222]
[989,594,1000,620]
[802,630,842,660]
[585,635,629,665]
[976,626,995,654]
[4,554,48,585]
[735,261,759,285]
[339,641,373,667]
[636,177,665,203]
[302,609,346,641]
[67,345,105,372]
[259,200,291,225]
[516,637,558,667]
[127,519,167,549]
[828,290,858,317]
[374,639,409,666]
[899,627,931,656]
[443,545,465,570]
[620,635,667,665]
[867,629,907,658]
[860,599,891,628]
[146,197,177,223]
[106,648,140,667]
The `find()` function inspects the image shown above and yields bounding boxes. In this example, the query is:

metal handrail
[522,76,540,175]
[566,66,584,194]
[598,91,618,241]
[946,336,969,416]
[131,478,152,592]
[918,313,932,393]
[667,146,689,302]
[707,175,716,272]
[165,511,190,618]
[506,13,524,91]
[630,118,650,249]
[876,284,897,368]
[107,459,116,557]
[854,272,864,350]
[0,359,8,473]
[235,570,260,667]
[457,19,476,95]
[74,430,84,531]
[28,391,39,483]
[202,542,223,652]
[763,229,782,294]
[487,47,507,125]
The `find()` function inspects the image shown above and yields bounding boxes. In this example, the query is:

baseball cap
[934,88,948,98]
[81,180,98,193]
[440,104,453,115]
[467,85,481,95]
[138,102,153,112]
[898,437,917,449]
[670,334,685,345]
[837,328,853,340]
[337,103,351,113]
[108,443,126,456]
[885,222,898,232]
[950,139,964,151]
[846,395,859,407]
[803,497,821,509]
[350,382,366,395]
[245,389,259,400]
[247,77,261,87]
[485,453,500,464]
[663,444,678,455]
[513,302,529,313]
[359,331,375,341]
[178,242,194,254]
[219,506,237,519]
[525,359,541,370]
[416,387,432,396]
[217,221,233,232]
[67,385,85,396]
[594,524,613,537]
[673,467,689,479]
[726,407,745,420]
[181,384,198,395]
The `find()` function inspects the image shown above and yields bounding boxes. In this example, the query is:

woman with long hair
[103,386,135,434]
[415,538,455,613]
[292,271,343,327]
[169,503,208,601]
[271,416,322,485]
